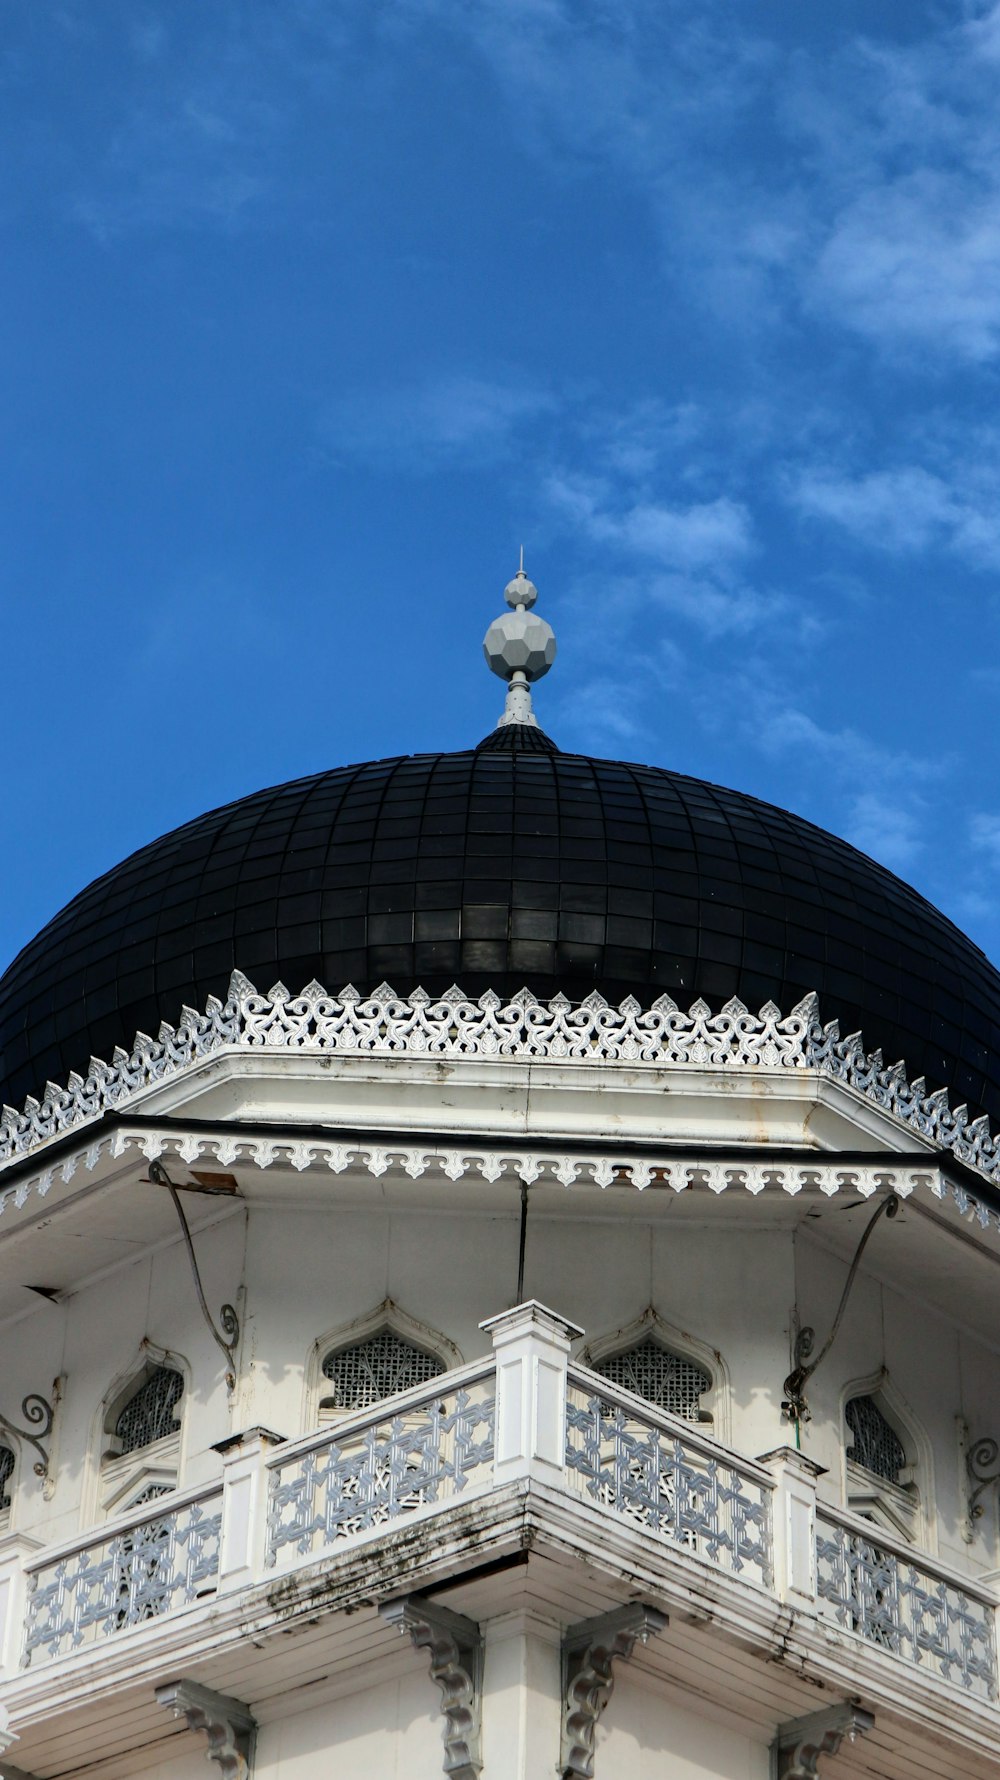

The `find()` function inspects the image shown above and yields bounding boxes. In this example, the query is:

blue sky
[3,0,1000,979]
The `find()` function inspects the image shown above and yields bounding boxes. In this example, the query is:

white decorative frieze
[0,1125,981,1239]
[3,974,1000,1200]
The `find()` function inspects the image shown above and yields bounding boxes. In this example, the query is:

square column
[480,1302,583,1488]
[759,1447,824,1608]
[0,1534,41,1677]
[481,1610,563,1780]
[213,1427,284,1594]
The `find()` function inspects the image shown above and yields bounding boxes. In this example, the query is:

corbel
[379,1595,482,1778]
[560,1603,667,1779]
[0,1706,38,1780]
[156,1680,256,1780]
[772,1703,874,1778]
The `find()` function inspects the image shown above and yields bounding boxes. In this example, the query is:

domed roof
[2,736,1000,1125]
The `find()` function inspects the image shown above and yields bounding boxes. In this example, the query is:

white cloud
[788,461,1000,569]
[544,471,753,572]
[970,811,1000,866]
[813,175,1000,363]
[320,375,554,468]
[846,792,925,872]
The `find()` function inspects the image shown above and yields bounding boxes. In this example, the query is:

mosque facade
[1,568,1000,1779]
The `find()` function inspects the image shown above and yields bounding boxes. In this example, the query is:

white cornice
[0,1120,988,1237]
[2,973,1000,1193]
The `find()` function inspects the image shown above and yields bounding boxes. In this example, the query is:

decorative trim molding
[155,1680,256,1780]
[3,972,1000,1195]
[379,1595,482,1778]
[561,1604,667,1779]
[0,1123,990,1236]
[1,975,996,1196]
[774,1703,874,1778]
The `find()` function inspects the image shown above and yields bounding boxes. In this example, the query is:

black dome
[2,741,1000,1126]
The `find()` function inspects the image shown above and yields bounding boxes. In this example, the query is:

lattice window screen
[845,1395,906,1485]
[593,1337,711,1421]
[321,1329,445,1411]
[0,1445,14,1510]
[114,1367,184,1455]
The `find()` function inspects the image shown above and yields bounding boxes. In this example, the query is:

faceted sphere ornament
[504,568,538,609]
[483,610,557,682]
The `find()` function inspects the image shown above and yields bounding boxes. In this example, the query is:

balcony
[3,1303,997,1721]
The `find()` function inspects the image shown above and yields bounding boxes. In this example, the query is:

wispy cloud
[787,462,1000,569]
[970,811,1000,867]
[319,374,554,469]
[741,688,941,873]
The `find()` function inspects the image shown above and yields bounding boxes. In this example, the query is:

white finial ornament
[483,554,556,727]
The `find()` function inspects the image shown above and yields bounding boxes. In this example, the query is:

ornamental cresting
[3,972,1000,1191]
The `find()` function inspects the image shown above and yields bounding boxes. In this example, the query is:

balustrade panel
[564,1369,773,1589]
[265,1370,496,1566]
[816,1508,997,1700]
[23,1489,222,1665]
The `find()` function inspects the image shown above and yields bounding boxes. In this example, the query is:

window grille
[0,1445,13,1510]
[321,1329,445,1411]
[114,1368,184,1455]
[845,1395,906,1485]
[592,1337,711,1421]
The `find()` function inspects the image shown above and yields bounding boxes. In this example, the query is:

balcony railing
[816,1503,997,1701]
[22,1482,222,1666]
[565,1365,772,1590]
[266,1363,496,1566]
[1,1302,996,1713]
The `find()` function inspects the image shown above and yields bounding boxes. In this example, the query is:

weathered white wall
[599,1666,771,1780]
[3,1180,999,1585]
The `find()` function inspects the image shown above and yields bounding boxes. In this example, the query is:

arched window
[592,1337,712,1423]
[321,1329,446,1413]
[0,1445,14,1512]
[114,1367,184,1456]
[845,1395,906,1486]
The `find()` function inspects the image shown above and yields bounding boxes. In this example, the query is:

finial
[483,554,556,729]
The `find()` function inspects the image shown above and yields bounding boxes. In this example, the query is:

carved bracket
[0,1393,55,1479]
[774,1704,874,1778]
[156,1680,256,1780]
[561,1604,668,1780]
[379,1595,483,1778]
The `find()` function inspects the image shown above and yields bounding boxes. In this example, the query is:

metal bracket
[783,1195,899,1426]
[379,1595,483,1778]
[560,1604,667,1780]
[0,1392,55,1479]
[148,1161,240,1388]
[156,1680,256,1780]
[773,1704,874,1778]
[967,1436,1000,1531]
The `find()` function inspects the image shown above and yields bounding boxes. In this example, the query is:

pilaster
[480,1301,582,1487]
[213,1427,283,1594]
[0,1534,42,1677]
[760,1447,824,1608]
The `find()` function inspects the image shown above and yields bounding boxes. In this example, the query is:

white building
[1,566,1000,1780]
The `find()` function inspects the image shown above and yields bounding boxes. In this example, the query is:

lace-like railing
[564,1365,773,1589]
[4,971,1000,1195]
[265,1362,496,1567]
[816,1505,997,1700]
[23,1484,222,1666]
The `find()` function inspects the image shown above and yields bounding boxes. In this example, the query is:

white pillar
[480,1302,582,1489]
[759,1446,824,1608]
[215,1427,283,1594]
[0,1534,41,1677]
[481,1610,563,1780]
